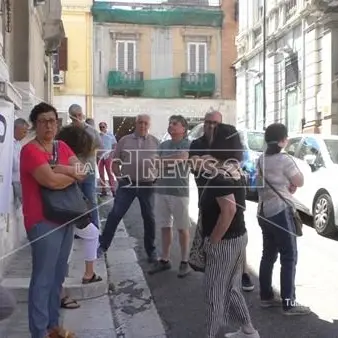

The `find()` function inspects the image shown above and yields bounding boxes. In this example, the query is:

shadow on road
[121,200,338,338]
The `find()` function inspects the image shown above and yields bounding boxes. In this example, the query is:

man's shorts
[154,193,191,230]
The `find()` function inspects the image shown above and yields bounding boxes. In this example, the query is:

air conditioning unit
[53,71,65,85]
[34,0,46,6]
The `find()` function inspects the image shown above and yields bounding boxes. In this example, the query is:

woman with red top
[20,102,86,338]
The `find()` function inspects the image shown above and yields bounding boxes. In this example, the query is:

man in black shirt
[189,111,255,292]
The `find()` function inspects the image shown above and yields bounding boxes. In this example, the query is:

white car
[285,134,338,235]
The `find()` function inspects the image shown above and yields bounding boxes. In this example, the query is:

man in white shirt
[12,118,29,206]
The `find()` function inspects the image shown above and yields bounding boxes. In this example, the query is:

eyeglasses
[99,125,106,129]
[169,120,178,125]
[204,120,218,126]
[37,119,57,126]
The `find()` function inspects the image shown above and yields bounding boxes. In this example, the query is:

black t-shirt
[189,136,210,199]
[200,174,247,240]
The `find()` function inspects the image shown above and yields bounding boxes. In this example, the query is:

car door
[294,137,325,213]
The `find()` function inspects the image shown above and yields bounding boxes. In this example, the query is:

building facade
[53,0,93,124]
[0,0,64,277]
[235,0,338,135]
[91,1,237,138]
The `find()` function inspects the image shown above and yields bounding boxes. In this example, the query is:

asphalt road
[122,182,338,338]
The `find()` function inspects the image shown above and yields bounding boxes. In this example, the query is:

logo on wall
[0,113,7,143]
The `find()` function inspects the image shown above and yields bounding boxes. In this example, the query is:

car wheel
[313,193,336,236]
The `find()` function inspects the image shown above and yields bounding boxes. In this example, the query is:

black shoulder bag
[257,158,303,237]
[40,141,91,229]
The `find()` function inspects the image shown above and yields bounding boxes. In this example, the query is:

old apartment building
[52,0,94,124]
[91,0,238,138]
[0,0,64,277]
[235,0,338,134]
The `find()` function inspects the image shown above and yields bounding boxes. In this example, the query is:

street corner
[105,223,166,338]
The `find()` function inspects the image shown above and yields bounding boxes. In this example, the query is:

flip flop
[82,273,103,284]
[60,296,80,309]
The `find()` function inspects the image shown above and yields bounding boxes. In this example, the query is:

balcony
[107,71,144,96]
[180,73,215,98]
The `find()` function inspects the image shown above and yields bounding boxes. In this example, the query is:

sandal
[49,327,76,338]
[82,273,103,284]
[60,296,80,309]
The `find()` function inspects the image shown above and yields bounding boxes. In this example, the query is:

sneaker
[283,304,311,316]
[260,297,282,308]
[148,259,172,275]
[225,328,260,338]
[177,261,191,278]
[242,273,254,292]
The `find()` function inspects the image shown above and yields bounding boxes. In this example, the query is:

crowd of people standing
[0,101,312,338]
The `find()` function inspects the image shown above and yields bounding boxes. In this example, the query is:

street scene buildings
[235,0,338,134]
[0,0,63,277]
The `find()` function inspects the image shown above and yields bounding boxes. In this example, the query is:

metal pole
[262,0,267,130]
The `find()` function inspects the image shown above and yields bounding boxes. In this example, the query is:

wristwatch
[0,114,7,143]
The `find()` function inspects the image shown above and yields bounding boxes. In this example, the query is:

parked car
[187,123,265,199]
[284,134,338,236]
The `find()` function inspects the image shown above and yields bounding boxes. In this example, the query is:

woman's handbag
[40,141,91,229]
[257,159,303,237]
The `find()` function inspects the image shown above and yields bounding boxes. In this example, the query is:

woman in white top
[257,123,310,316]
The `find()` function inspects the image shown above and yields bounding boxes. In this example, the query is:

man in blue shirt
[97,122,117,196]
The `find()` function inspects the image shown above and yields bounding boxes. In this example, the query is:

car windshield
[324,139,338,164]
[246,131,265,152]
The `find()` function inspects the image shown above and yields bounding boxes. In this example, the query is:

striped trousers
[204,233,252,338]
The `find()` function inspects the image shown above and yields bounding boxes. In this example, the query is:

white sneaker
[225,328,260,338]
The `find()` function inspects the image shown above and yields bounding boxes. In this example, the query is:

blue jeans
[100,179,156,258]
[258,207,298,309]
[27,222,74,338]
[79,174,100,228]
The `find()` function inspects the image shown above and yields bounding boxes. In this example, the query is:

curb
[0,239,108,303]
[106,222,167,338]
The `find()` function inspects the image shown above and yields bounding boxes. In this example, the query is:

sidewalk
[0,199,166,338]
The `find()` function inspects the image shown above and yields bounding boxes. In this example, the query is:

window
[285,0,297,21]
[254,82,263,130]
[285,53,298,89]
[298,137,324,170]
[286,90,299,133]
[53,37,68,73]
[253,27,262,47]
[284,137,301,157]
[116,41,136,72]
[187,42,207,73]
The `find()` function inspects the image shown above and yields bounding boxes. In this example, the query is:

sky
[97,0,221,6]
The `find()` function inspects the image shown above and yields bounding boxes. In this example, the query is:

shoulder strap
[49,140,59,166]
[257,157,290,206]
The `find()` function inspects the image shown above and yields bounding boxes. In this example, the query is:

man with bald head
[98,114,159,262]
[189,110,255,292]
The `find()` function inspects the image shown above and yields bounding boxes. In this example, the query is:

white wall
[93,97,236,138]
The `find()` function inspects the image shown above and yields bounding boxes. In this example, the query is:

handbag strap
[49,140,59,166]
[257,156,292,208]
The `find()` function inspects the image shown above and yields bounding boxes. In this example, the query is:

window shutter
[117,42,125,71]
[198,43,206,73]
[127,42,135,71]
[189,44,197,73]
[58,37,68,71]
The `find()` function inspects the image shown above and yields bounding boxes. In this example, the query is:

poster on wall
[0,102,14,213]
